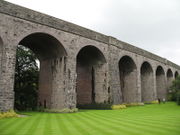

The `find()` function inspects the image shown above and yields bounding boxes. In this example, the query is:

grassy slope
[0,102,180,135]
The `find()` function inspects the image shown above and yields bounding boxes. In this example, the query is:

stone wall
[0,1,180,111]
[141,62,154,102]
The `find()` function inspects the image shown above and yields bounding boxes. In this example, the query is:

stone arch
[119,55,137,103]
[167,69,173,90]
[19,33,67,59]
[156,66,166,100]
[175,71,179,78]
[76,45,107,105]
[141,61,154,102]
[15,32,67,109]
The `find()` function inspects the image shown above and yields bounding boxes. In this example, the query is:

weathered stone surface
[0,1,180,111]
[141,62,154,102]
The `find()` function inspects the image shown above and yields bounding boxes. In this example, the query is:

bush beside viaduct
[0,1,180,111]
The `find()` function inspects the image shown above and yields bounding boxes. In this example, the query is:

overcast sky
[6,0,180,65]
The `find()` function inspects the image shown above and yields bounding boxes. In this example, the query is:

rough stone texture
[77,64,93,104]
[119,56,138,103]
[76,46,107,104]
[167,69,173,90]
[0,1,180,111]
[156,66,166,100]
[141,62,154,102]
[0,37,2,73]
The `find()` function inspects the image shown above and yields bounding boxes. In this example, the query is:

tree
[170,76,180,105]
[14,45,39,110]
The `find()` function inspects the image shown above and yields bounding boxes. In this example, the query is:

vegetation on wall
[14,45,39,111]
[169,76,180,105]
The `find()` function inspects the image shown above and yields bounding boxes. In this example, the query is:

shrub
[0,110,18,119]
[177,91,180,105]
[44,108,78,113]
[144,100,159,104]
[77,102,145,110]
[151,100,159,104]
[77,103,112,110]
[111,104,126,110]
[124,102,144,107]
[36,106,45,112]
[169,76,180,105]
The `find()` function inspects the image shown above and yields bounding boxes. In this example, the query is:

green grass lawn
[0,102,180,135]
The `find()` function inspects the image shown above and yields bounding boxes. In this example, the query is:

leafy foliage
[77,103,112,110]
[144,100,159,104]
[111,104,126,110]
[14,45,39,111]
[0,110,18,119]
[170,76,180,105]
[123,102,144,107]
[44,108,78,113]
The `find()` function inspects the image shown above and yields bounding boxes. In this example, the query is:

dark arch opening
[76,45,106,106]
[119,56,137,103]
[14,33,67,110]
[167,69,173,90]
[175,71,179,78]
[19,33,67,60]
[141,62,154,102]
[156,66,166,100]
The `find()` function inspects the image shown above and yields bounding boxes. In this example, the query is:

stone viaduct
[0,1,180,111]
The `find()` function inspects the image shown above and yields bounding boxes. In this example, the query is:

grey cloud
[91,0,180,64]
